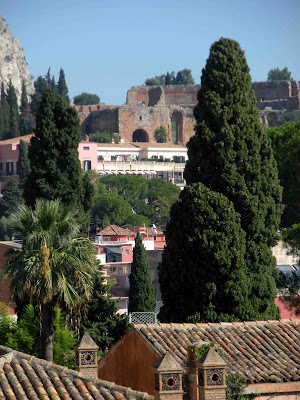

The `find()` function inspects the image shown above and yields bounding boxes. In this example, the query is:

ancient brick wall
[163,85,201,106]
[82,108,118,135]
[81,82,300,141]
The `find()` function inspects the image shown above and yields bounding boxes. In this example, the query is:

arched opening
[132,129,149,142]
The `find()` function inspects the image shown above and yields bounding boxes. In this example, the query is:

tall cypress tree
[24,89,88,210]
[5,81,19,139]
[57,68,70,103]
[19,81,33,136]
[17,140,31,189]
[0,83,9,140]
[159,38,282,322]
[128,232,155,313]
[30,75,48,116]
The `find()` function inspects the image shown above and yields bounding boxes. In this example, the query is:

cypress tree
[158,183,249,322]
[128,232,155,313]
[4,81,19,139]
[0,83,9,140]
[159,38,282,322]
[30,75,48,116]
[19,81,33,136]
[57,68,70,103]
[17,140,31,189]
[165,72,171,85]
[24,89,88,210]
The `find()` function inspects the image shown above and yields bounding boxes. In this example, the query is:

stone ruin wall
[82,81,300,141]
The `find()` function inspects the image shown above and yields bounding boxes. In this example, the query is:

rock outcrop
[0,15,34,103]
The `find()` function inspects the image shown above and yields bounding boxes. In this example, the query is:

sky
[2,0,299,105]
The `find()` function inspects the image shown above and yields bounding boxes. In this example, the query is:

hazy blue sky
[2,0,299,105]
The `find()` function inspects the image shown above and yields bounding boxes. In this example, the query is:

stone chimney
[187,341,208,400]
[197,348,226,400]
[153,351,184,400]
[74,332,99,379]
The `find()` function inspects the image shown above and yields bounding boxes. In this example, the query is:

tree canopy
[159,38,282,323]
[128,232,155,313]
[4,199,98,361]
[154,126,167,143]
[268,122,300,227]
[267,67,292,81]
[73,92,100,105]
[159,183,249,322]
[145,69,195,86]
[97,175,180,228]
[89,131,119,144]
[0,179,23,218]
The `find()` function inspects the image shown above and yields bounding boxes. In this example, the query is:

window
[126,236,130,241]
[83,147,89,150]
[125,250,129,255]
[103,237,110,241]
[83,160,91,171]
[140,116,142,120]
[153,236,157,241]
[0,163,2,171]
[6,162,13,175]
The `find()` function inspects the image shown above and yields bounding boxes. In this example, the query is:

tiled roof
[134,320,300,383]
[0,134,32,145]
[100,225,134,236]
[0,346,153,400]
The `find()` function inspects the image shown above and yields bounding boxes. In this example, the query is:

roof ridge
[134,319,300,328]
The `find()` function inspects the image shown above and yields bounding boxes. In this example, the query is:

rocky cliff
[0,15,34,103]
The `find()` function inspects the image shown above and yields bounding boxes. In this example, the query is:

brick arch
[132,129,149,142]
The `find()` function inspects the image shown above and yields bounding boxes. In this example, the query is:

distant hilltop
[0,15,34,103]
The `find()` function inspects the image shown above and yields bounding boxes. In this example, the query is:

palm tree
[4,199,98,361]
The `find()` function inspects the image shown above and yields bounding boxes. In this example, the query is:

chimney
[153,352,183,400]
[197,348,227,400]
[187,341,208,400]
[74,332,99,379]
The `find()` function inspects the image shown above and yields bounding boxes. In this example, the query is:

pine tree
[158,183,249,322]
[17,140,31,189]
[5,81,19,139]
[0,83,10,140]
[81,273,130,352]
[19,81,33,136]
[128,232,155,313]
[159,38,282,322]
[24,89,89,211]
[57,68,70,103]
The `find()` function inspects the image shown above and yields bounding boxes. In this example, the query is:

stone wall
[82,108,118,134]
[81,81,300,142]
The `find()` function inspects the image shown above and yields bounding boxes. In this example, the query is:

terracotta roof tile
[0,347,153,400]
[100,225,134,236]
[134,320,300,383]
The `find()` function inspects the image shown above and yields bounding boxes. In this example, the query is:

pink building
[0,135,31,189]
[94,225,165,314]
[0,135,98,190]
